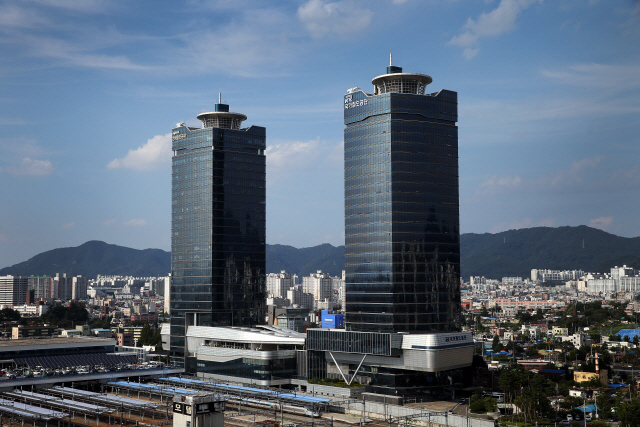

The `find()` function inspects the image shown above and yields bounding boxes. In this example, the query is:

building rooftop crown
[196,93,247,130]
[371,57,433,96]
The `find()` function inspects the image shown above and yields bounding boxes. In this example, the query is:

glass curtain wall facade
[170,103,266,365]
[344,65,461,333]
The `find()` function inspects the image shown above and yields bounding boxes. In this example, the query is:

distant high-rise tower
[170,95,266,366]
[344,59,461,333]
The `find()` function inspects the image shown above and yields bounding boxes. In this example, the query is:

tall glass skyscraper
[344,59,460,333]
[170,96,266,365]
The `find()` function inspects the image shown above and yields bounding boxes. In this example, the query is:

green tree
[0,308,20,322]
[492,335,504,352]
[618,398,640,427]
[41,302,88,328]
[138,322,152,346]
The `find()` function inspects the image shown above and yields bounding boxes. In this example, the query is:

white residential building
[302,270,332,309]
[470,276,499,291]
[286,285,314,310]
[10,304,49,316]
[0,276,27,305]
[586,266,640,294]
[28,276,54,300]
[561,333,592,347]
[531,269,584,282]
[266,271,296,299]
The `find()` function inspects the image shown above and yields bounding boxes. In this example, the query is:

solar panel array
[0,398,68,420]
[4,390,114,414]
[52,386,160,409]
[108,381,198,396]
[13,353,139,368]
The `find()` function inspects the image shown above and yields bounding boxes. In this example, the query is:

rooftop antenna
[390,51,393,66]
[218,92,221,104]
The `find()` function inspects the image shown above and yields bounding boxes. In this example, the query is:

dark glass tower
[170,96,266,365]
[344,59,461,333]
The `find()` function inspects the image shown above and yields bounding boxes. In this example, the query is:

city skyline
[1,1,639,268]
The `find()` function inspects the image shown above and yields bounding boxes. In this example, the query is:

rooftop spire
[390,52,393,66]
[219,92,222,104]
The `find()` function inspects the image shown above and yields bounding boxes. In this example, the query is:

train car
[229,397,321,417]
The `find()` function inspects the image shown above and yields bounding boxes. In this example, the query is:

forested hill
[461,225,640,279]
[0,240,171,279]
[0,241,345,279]
[1,226,637,280]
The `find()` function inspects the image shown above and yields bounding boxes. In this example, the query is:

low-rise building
[131,313,158,323]
[186,325,305,386]
[562,333,593,347]
[91,328,112,338]
[12,325,57,339]
[116,332,134,346]
[552,327,569,336]
[574,370,607,386]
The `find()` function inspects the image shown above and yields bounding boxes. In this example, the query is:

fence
[333,400,495,427]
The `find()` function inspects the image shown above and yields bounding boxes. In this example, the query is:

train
[228,396,322,418]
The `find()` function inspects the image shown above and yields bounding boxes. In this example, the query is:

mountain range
[1,225,638,280]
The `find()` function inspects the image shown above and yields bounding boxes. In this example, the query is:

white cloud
[448,0,540,59]
[463,62,640,145]
[0,3,50,29]
[266,138,343,186]
[27,36,151,71]
[107,133,171,171]
[589,216,613,230]
[31,0,109,14]
[61,222,75,229]
[475,155,606,196]
[539,155,606,188]
[175,24,293,78]
[541,63,640,93]
[297,0,373,39]
[0,2,296,78]
[462,48,479,60]
[0,137,48,158]
[124,219,147,227]
[103,219,116,226]
[2,157,54,176]
[476,174,522,195]
[266,139,323,184]
[0,138,53,177]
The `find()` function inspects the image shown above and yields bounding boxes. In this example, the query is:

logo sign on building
[344,93,368,110]
[196,403,211,414]
[173,403,192,415]
[444,335,468,343]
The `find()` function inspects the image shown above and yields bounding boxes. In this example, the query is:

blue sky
[0,0,639,267]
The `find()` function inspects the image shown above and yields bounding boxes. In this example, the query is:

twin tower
[169,60,460,368]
